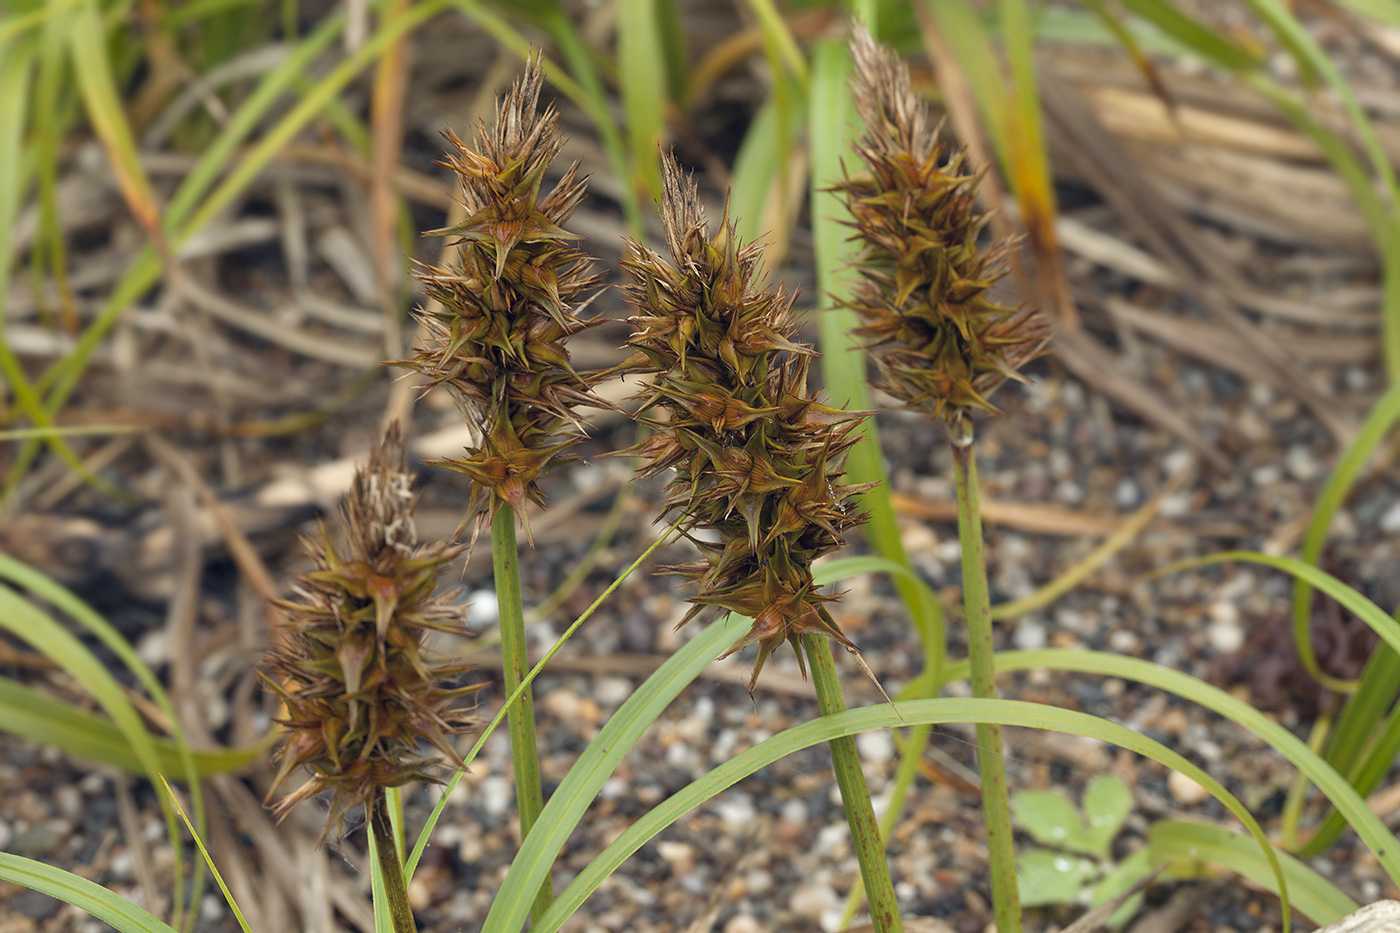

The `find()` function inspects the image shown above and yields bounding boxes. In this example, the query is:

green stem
[492,504,554,922]
[370,788,417,933]
[803,634,905,933]
[951,430,1022,933]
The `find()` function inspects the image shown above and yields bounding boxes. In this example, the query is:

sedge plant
[616,153,905,933]
[396,55,606,925]
[260,423,482,933]
[834,27,1050,933]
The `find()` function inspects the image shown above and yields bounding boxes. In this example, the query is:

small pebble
[1013,619,1047,651]
[466,589,498,627]
[541,688,581,721]
[1380,502,1400,534]
[594,676,632,707]
[1168,770,1211,806]
[856,730,894,765]
[725,916,763,933]
[789,883,838,920]
[479,775,513,818]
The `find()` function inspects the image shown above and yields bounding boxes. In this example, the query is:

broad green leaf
[1082,775,1133,858]
[1018,849,1096,906]
[1012,789,1095,855]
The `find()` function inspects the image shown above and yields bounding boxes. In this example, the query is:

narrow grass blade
[479,613,749,933]
[537,3,643,236]
[158,776,253,933]
[530,698,1288,933]
[729,78,804,246]
[741,0,809,85]
[0,675,263,776]
[68,0,164,242]
[1114,0,1262,72]
[0,585,187,922]
[405,521,686,880]
[617,0,667,203]
[1303,700,1400,855]
[0,853,178,933]
[1165,551,1400,692]
[0,554,208,918]
[935,649,1400,887]
[1150,820,1356,925]
[1290,380,1400,684]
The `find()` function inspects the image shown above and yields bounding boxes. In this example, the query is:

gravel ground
[4,4,1400,931]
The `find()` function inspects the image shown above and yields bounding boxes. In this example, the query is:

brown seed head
[397,56,605,543]
[836,26,1050,428]
[261,424,482,840]
[621,155,873,689]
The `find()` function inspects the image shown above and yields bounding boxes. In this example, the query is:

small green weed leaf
[1082,775,1133,858]
[1017,849,1096,906]
[1091,848,1153,927]
[1012,789,1094,855]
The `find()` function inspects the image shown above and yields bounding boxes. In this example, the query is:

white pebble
[1286,445,1320,481]
[1014,619,1047,651]
[712,795,756,828]
[1381,502,1400,534]
[790,883,838,920]
[594,676,632,707]
[856,730,895,765]
[725,916,763,933]
[479,775,513,817]
[136,630,168,667]
[1168,770,1211,806]
[467,589,498,626]
[780,799,808,826]
[1115,479,1140,509]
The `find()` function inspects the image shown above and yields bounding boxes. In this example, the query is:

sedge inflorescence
[261,424,480,837]
[836,27,1049,427]
[622,155,872,690]
[399,57,603,543]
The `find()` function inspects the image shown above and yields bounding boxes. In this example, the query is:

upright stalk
[369,788,418,933]
[804,634,905,933]
[951,425,1021,933]
[493,504,553,922]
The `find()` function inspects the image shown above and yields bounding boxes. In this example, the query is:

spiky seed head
[397,56,605,545]
[837,26,1049,428]
[261,423,481,840]
[621,155,873,690]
